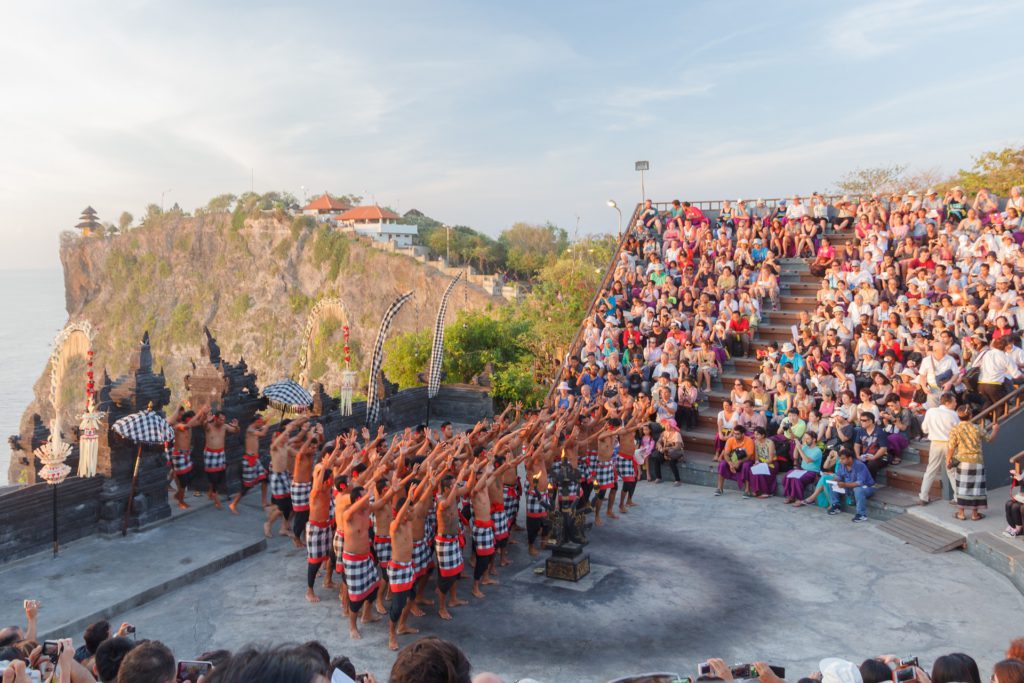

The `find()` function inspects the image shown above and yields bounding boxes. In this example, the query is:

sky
[2,0,1023,269]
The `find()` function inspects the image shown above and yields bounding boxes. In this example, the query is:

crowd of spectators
[2,601,1022,682]
[554,188,1024,526]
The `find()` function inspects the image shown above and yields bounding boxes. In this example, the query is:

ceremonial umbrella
[263,379,314,427]
[112,408,174,536]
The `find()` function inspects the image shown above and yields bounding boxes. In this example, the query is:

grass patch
[230,293,253,318]
[311,226,349,280]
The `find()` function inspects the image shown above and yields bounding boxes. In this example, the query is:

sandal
[971,513,985,521]
[953,511,966,521]
[890,457,902,466]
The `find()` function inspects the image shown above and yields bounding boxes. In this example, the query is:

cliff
[12,212,500,481]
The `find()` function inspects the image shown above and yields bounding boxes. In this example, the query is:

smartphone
[899,658,919,669]
[177,660,213,683]
[893,668,915,683]
[42,640,60,664]
[730,665,755,679]
[698,662,712,678]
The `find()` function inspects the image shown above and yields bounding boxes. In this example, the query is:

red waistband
[342,551,372,561]
[204,447,225,453]
[435,534,459,542]
[373,535,391,544]
[389,560,413,569]
[308,519,330,529]
[490,502,504,513]
[474,518,494,528]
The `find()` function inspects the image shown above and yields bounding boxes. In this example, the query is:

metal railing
[545,203,642,406]
[973,384,1024,431]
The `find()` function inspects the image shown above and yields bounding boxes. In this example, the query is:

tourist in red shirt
[727,311,751,358]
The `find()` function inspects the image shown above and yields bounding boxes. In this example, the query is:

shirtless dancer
[304,447,337,603]
[524,454,552,557]
[291,423,322,541]
[230,415,270,513]
[386,465,434,650]
[341,485,384,641]
[581,418,628,526]
[614,409,644,513]
[167,406,204,510]
[435,455,471,619]
[265,417,306,544]
[202,410,240,510]
[467,460,498,599]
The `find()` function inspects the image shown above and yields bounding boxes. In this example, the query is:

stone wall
[0,477,105,564]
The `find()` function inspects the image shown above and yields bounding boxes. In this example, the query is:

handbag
[666,447,685,462]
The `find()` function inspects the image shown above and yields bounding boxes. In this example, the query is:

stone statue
[547,457,587,546]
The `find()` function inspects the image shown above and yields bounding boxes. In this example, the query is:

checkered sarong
[503,480,521,525]
[526,489,550,518]
[269,471,291,499]
[169,448,193,475]
[579,450,597,481]
[387,560,416,592]
[333,531,345,572]
[290,481,312,511]
[241,454,267,487]
[373,535,392,569]
[343,552,381,601]
[434,534,464,577]
[955,462,987,508]
[595,460,616,490]
[615,454,637,483]
[203,448,226,473]
[472,519,495,556]
[306,521,331,564]
[491,503,509,541]
[413,538,435,578]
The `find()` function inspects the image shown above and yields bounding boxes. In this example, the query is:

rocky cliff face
[11,212,499,481]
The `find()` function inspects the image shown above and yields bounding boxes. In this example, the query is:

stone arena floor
[104,480,1023,682]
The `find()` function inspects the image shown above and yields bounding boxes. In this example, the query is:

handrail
[545,203,643,406]
[972,383,1024,430]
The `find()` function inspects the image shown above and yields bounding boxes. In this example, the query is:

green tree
[952,146,1024,196]
[499,222,568,279]
[118,211,133,232]
[382,330,432,388]
[141,203,162,227]
[832,164,908,196]
[206,193,237,213]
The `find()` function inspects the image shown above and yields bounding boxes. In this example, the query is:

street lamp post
[606,200,622,239]
[635,161,650,203]
[160,188,172,213]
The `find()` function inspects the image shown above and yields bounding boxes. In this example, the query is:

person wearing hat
[780,342,805,374]
[555,381,575,412]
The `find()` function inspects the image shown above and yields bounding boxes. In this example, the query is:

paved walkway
[52,480,1023,683]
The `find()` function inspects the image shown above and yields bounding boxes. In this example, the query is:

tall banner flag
[428,272,463,399]
[366,291,414,426]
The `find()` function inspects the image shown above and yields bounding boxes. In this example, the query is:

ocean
[0,269,68,485]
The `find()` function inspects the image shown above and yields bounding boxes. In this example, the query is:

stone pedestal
[545,542,591,582]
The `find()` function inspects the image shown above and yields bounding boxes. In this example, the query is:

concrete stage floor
[89,480,1023,682]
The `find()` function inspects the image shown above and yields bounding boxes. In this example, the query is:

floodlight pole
[635,160,650,203]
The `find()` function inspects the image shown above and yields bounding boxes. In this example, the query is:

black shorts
[207,470,226,493]
[175,470,193,490]
[273,496,293,517]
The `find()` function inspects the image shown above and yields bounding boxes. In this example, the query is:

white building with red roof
[335,205,418,247]
[301,192,352,219]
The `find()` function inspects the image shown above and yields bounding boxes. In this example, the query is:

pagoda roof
[302,193,351,212]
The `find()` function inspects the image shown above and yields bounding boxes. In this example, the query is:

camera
[42,640,61,664]
[893,667,915,683]
[177,660,213,683]
[899,658,919,669]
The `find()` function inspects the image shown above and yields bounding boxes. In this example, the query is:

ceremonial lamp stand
[544,454,591,581]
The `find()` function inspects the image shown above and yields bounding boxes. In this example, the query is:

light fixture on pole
[634,161,650,203]
[606,200,622,239]
[35,424,72,558]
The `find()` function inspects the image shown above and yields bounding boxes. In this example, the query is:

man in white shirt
[785,196,808,221]
[919,392,960,504]
[975,336,1022,407]
[918,342,960,408]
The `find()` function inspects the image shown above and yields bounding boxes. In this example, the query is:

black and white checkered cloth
[366,291,414,427]
[526,489,550,518]
[333,531,345,572]
[373,535,392,569]
[434,534,464,577]
[269,472,291,499]
[203,448,226,472]
[413,538,435,578]
[473,518,496,556]
[262,380,313,411]
[241,454,267,487]
[615,453,637,482]
[343,552,381,601]
[492,507,509,540]
[579,450,597,481]
[955,462,987,507]
[503,480,521,525]
[306,521,331,564]
[112,410,174,445]
[387,560,416,592]
[595,460,616,490]
[169,448,193,475]
[428,272,463,399]
[290,481,312,511]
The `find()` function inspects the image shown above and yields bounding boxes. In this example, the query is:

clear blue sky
[2,0,1022,268]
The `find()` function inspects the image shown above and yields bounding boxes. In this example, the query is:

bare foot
[416,596,435,606]
[500,557,512,567]
[409,604,425,617]
[263,522,272,538]
[177,501,190,510]
[507,537,518,545]
[291,535,304,549]
[322,579,337,590]
[438,608,453,621]
[607,511,619,520]
[618,506,628,514]
[449,597,468,607]
[228,503,240,515]
[349,627,362,640]
[279,527,291,537]
[471,587,485,598]
[361,611,381,624]
[397,625,419,635]
[388,636,399,651]
[375,602,387,615]
[627,501,638,507]
[482,577,498,586]
[594,517,604,527]
[213,500,223,510]
[528,546,538,557]
[305,589,320,603]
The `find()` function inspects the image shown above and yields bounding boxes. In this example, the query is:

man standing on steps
[918,341,959,409]
[727,310,751,358]
[167,405,204,510]
[202,409,239,510]
[919,392,961,505]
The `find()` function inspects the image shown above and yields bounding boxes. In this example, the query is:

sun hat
[782,342,795,352]
[557,381,571,391]
[926,188,937,195]
[820,658,863,683]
